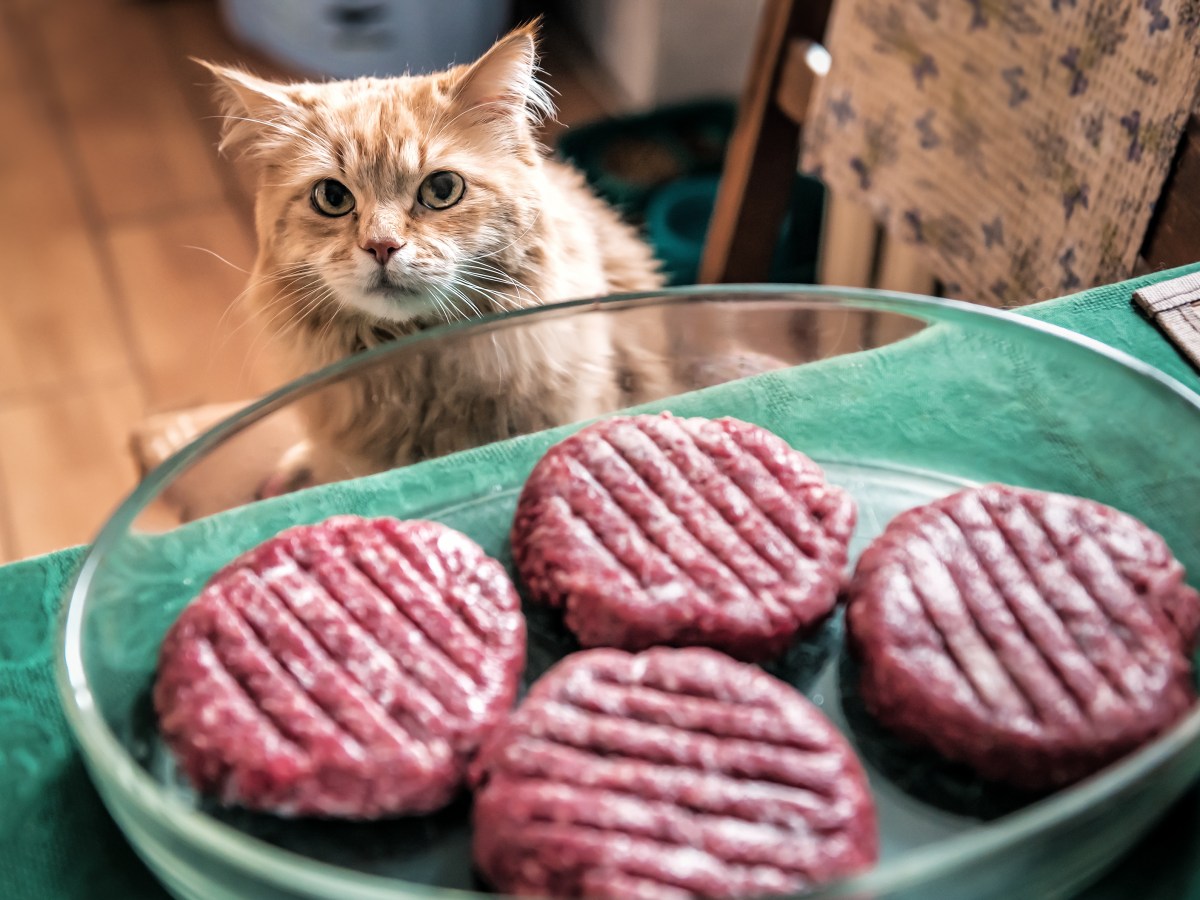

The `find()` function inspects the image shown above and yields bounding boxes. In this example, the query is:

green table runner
[5,267,1200,899]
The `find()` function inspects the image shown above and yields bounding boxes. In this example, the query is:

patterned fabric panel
[802,0,1200,305]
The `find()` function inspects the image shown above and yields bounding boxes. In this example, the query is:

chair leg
[698,0,832,284]
[818,192,878,288]
[1141,113,1200,271]
[874,231,935,296]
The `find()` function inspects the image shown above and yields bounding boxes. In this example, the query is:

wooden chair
[698,0,832,285]
[699,0,1200,291]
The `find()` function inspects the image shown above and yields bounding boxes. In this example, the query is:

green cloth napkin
[4,266,1200,900]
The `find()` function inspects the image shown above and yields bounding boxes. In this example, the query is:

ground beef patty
[511,413,856,661]
[847,484,1200,791]
[471,647,878,898]
[154,516,525,818]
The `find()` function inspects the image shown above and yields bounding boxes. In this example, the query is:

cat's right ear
[195,59,300,158]
[451,22,554,132]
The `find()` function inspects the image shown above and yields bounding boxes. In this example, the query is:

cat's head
[202,24,553,326]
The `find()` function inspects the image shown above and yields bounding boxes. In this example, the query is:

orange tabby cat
[203,23,668,492]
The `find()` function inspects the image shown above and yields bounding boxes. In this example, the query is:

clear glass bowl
[56,287,1200,900]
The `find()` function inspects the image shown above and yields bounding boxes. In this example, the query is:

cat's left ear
[195,59,302,158]
[452,21,554,128]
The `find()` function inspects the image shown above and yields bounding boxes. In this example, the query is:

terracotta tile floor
[0,0,616,561]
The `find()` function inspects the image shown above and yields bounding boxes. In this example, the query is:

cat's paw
[256,441,317,500]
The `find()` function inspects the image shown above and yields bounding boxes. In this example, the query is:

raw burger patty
[154,516,526,818]
[511,413,856,660]
[847,484,1200,791]
[471,647,878,898]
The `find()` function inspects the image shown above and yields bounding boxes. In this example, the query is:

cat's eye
[418,171,466,210]
[312,179,355,217]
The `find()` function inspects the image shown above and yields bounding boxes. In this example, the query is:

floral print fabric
[801,0,1200,304]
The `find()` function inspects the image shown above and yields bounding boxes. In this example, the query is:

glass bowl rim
[55,284,1200,899]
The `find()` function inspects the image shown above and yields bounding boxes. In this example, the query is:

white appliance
[219,0,513,78]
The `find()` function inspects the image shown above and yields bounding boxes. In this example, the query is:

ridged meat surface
[154,516,526,818]
[847,484,1200,790]
[511,414,856,661]
[471,647,878,898]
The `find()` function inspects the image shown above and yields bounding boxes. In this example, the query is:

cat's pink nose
[361,238,404,264]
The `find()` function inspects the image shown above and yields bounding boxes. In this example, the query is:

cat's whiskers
[457,262,545,311]
[440,281,484,319]
[252,283,338,372]
[284,287,333,333]
[427,288,451,322]
[461,210,544,265]
[458,258,514,276]
[287,278,341,331]
[459,264,565,371]
[457,259,516,281]
[238,297,313,383]
[457,275,524,313]
[274,282,338,351]
[184,245,250,274]
[207,275,313,385]
[460,278,523,312]
[428,284,462,323]
[214,269,324,357]
[216,263,318,335]
[458,258,538,294]
[435,284,471,322]
[312,295,346,349]
[447,265,510,309]
[457,250,543,291]
[241,268,323,329]
[243,276,330,361]
[255,264,325,298]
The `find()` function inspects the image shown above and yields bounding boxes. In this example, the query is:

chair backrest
[701,0,1200,299]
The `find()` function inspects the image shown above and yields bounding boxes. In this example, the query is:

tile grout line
[100,197,246,232]
[3,4,154,411]
[0,369,140,407]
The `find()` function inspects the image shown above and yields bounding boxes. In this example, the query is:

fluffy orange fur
[203,24,668,488]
